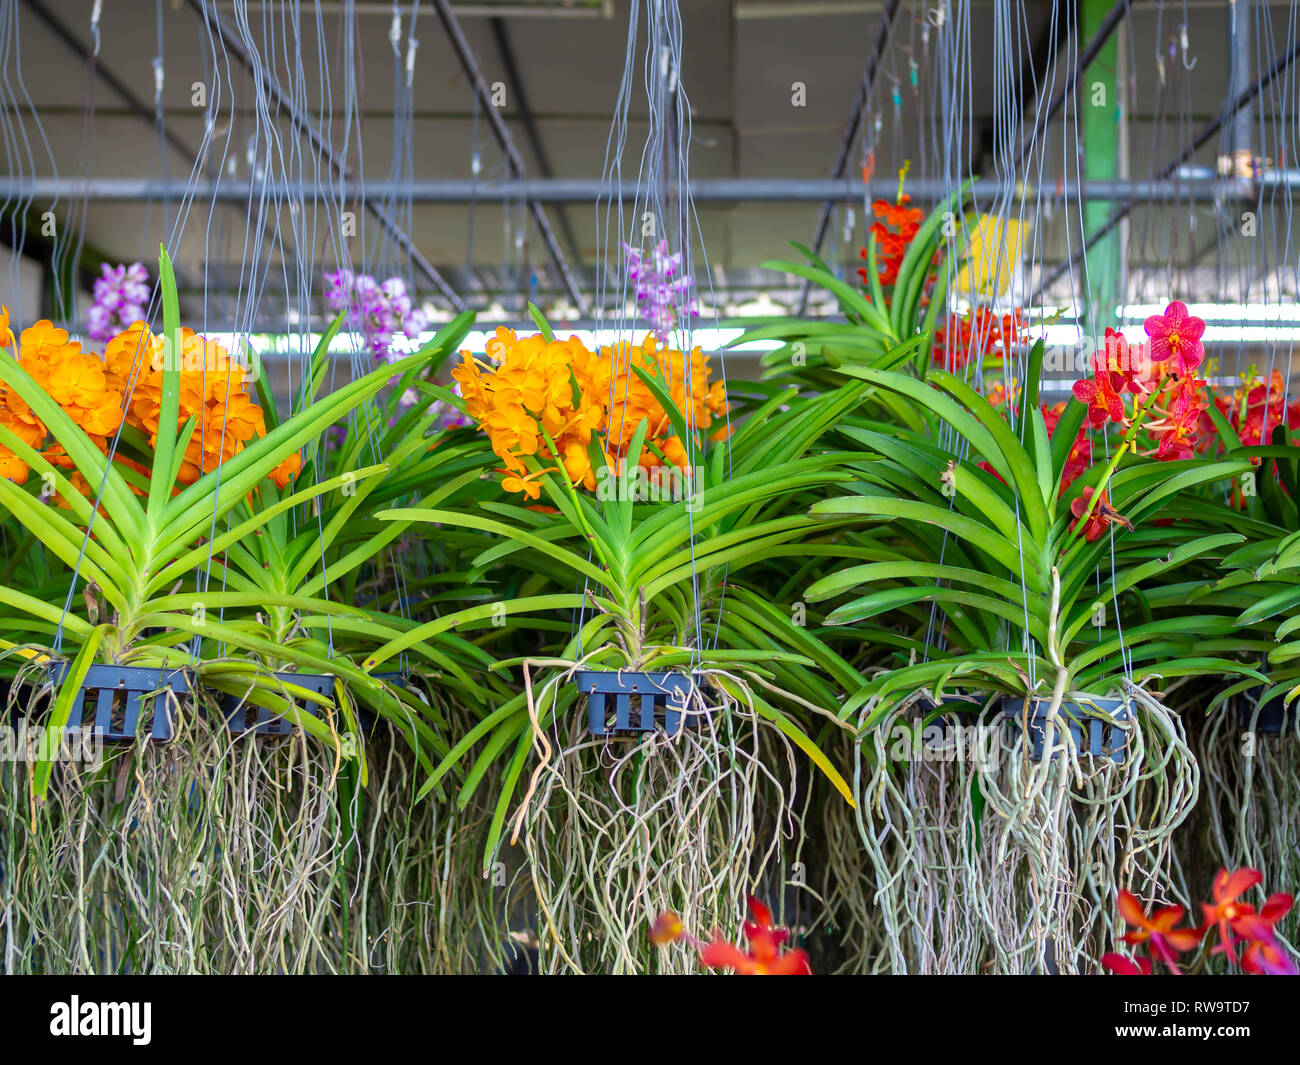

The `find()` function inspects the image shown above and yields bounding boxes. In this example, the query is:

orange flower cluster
[1,316,124,488]
[0,312,299,492]
[452,328,727,500]
[105,323,297,488]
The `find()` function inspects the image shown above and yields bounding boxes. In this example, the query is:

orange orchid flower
[455,329,724,499]
[271,451,302,490]
[1116,890,1203,973]
[648,912,685,946]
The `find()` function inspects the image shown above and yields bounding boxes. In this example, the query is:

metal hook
[389,8,403,57]
[405,36,419,88]
[1179,24,1197,70]
[90,0,103,57]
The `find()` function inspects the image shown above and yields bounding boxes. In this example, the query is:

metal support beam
[797,0,902,313]
[431,0,587,314]
[0,176,1274,204]
[1032,26,1300,301]
[186,0,465,311]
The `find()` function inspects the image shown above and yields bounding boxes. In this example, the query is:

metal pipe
[1229,0,1255,176]
[430,0,587,314]
[0,176,1272,203]
[798,0,902,313]
[186,0,466,311]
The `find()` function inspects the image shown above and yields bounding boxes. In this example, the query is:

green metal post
[1080,0,1123,339]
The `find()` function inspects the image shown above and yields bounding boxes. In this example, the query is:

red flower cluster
[1210,369,1300,448]
[1145,375,1209,461]
[1072,304,1210,455]
[933,307,1025,372]
[1102,867,1296,975]
[858,195,922,289]
[1042,400,1092,490]
[650,897,811,975]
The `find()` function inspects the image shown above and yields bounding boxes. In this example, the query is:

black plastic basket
[49,662,189,743]
[1004,696,1131,763]
[915,692,995,741]
[215,672,337,737]
[575,670,710,737]
[1235,692,1296,736]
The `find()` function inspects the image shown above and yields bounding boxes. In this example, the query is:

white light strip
[1121,302,1300,322]
[1040,323,1300,345]
[242,326,783,358]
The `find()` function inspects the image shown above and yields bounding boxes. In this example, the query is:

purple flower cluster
[324,269,429,362]
[87,262,150,343]
[623,240,698,340]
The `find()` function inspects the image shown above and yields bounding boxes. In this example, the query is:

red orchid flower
[1092,327,1159,395]
[859,195,922,288]
[1101,952,1153,975]
[1147,377,1207,460]
[1069,486,1132,543]
[1116,890,1203,973]
[1241,936,1299,977]
[1041,401,1092,491]
[1144,299,1206,376]
[1072,364,1127,428]
[700,898,812,976]
[1230,891,1295,950]
[650,898,812,975]
[1201,867,1264,962]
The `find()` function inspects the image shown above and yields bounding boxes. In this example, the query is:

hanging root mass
[511,667,808,974]
[0,684,503,974]
[829,685,1197,974]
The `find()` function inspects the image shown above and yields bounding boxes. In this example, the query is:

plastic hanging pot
[49,662,190,743]
[1234,690,1295,736]
[574,670,711,737]
[914,692,997,749]
[0,675,37,728]
[214,672,340,737]
[1003,695,1132,763]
